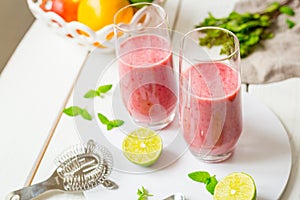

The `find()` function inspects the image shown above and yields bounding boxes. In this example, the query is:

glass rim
[113,2,168,33]
[180,26,240,62]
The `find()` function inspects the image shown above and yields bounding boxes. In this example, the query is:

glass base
[190,150,233,163]
[132,112,175,131]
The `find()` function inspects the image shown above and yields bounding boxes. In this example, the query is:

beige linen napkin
[234,0,300,84]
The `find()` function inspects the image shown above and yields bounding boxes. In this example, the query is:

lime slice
[122,128,162,167]
[214,172,256,200]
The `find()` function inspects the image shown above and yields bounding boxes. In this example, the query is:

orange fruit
[40,0,80,22]
[77,0,133,31]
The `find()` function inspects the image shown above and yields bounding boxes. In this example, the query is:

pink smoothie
[180,62,242,157]
[118,35,177,125]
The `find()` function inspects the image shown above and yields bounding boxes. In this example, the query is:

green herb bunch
[196,1,296,58]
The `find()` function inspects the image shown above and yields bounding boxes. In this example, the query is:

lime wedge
[214,172,256,200]
[122,128,162,167]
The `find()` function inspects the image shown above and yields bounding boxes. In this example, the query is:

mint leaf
[188,171,211,183]
[206,175,218,195]
[265,2,280,13]
[63,106,82,116]
[286,19,296,29]
[81,109,92,120]
[84,90,100,98]
[130,0,153,3]
[107,123,114,131]
[98,84,112,93]
[280,6,295,16]
[137,189,143,195]
[110,120,124,127]
[98,113,109,124]
[142,186,146,193]
[63,106,92,121]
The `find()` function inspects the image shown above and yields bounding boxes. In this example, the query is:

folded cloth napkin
[234,0,300,84]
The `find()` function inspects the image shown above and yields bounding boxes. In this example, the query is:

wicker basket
[27,0,165,51]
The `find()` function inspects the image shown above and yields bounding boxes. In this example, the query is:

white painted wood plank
[249,78,300,200]
[30,50,115,199]
[163,0,180,30]
[32,96,85,200]
[0,20,89,199]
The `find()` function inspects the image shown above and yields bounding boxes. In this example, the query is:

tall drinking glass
[114,3,177,130]
[179,27,242,162]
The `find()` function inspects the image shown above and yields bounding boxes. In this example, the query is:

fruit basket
[27,0,165,51]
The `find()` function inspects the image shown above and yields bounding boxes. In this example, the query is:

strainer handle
[5,172,64,200]
[6,182,51,200]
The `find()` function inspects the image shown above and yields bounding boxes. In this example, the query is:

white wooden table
[1,0,299,199]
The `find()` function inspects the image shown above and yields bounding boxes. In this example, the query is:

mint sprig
[63,106,92,120]
[97,113,124,130]
[84,84,112,98]
[188,171,218,195]
[137,186,153,200]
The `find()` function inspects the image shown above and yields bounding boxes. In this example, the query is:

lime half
[122,128,162,167]
[214,172,256,200]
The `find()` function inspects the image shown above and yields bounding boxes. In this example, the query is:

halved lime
[214,172,256,200]
[122,128,162,167]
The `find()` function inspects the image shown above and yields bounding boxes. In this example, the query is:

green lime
[122,128,162,167]
[213,172,256,200]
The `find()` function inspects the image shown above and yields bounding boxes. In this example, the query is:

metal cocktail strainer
[6,140,117,200]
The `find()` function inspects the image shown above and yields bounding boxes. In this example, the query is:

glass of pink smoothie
[179,27,242,162]
[114,3,177,130]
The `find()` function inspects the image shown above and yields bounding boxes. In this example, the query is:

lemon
[77,0,133,31]
[122,128,163,167]
[213,172,256,200]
